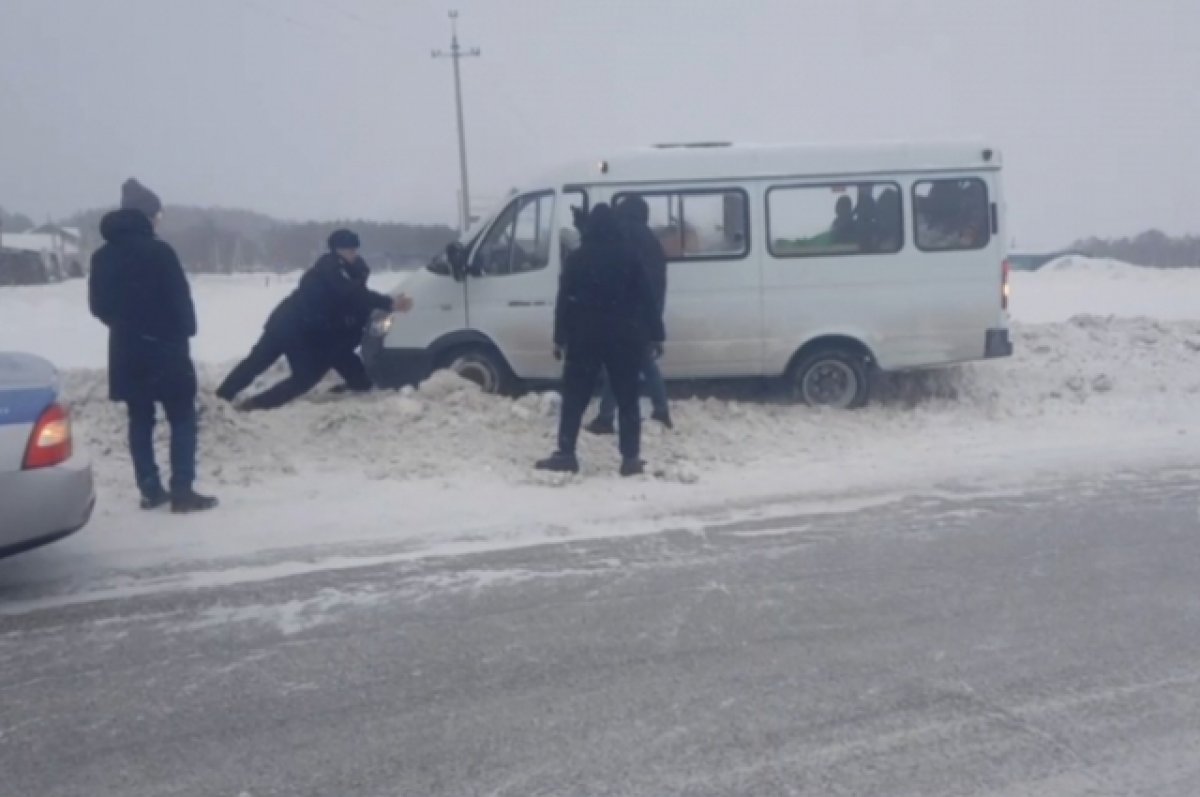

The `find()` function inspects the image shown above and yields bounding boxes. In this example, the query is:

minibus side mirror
[446,242,468,281]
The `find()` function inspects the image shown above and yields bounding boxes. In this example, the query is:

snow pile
[1042,256,1149,276]
[63,316,1200,498]
[66,367,698,491]
[1012,257,1200,322]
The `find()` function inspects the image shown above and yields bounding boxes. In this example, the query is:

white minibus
[364,141,1012,407]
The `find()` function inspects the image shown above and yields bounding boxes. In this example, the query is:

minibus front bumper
[363,344,433,389]
[362,332,433,389]
[985,328,1013,358]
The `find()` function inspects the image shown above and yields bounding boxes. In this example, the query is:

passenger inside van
[830,196,856,245]
[876,187,902,251]
[853,185,881,252]
[959,180,988,247]
[655,221,701,259]
[916,179,986,250]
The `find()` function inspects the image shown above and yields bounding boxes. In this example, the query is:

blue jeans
[127,397,197,497]
[596,351,668,423]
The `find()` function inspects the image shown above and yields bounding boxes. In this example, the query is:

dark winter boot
[585,417,616,436]
[620,458,645,477]
[535,451,580,474]
[171,489,219,514]
[651,409,674,429]
[139,488,171,511]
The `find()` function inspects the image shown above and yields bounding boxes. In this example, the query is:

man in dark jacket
[216,230,411,410]
[89,179,218,513]
[585,194,671,434]
[536,203,665,477]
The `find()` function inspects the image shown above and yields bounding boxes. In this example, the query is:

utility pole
[432,10,480,233]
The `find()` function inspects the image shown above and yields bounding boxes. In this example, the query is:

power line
[235,0,399,51]
[306,0,373,29]
[240,0,326,35]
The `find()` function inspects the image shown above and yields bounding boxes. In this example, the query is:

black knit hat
[615,194,650,226]
[327,229,361,251]
[120,178,162,219]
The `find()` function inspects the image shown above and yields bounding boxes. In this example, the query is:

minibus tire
[441,346,515,396]
[787,348,870,409]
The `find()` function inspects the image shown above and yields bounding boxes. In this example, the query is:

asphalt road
[3,470,1200,796]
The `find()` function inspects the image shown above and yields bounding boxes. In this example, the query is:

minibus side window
[472,192,556,276]
[612,189,750,262]
[913,178,990,252]
[766,182,903,258]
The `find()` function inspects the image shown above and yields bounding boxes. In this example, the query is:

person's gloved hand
[393,294,414,312]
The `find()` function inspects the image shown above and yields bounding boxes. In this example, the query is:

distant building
[0,224,85,282]
[0,249,51,286]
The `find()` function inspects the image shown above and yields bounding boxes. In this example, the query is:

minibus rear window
[913,178,991,252]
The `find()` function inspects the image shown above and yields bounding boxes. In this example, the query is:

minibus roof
[535,141,1001,190]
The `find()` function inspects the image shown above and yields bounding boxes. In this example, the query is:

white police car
[0,352,94,558]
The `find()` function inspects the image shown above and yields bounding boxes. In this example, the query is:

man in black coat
[89,179,218,513]
[216,229,412,410]
[536,203,665,477]
[585,194,672,434]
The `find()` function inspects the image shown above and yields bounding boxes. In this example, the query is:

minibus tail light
[1001,259,1011,311]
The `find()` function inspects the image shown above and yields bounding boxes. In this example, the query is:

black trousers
[126,395,196,497]
[558,331,643,460]
[218,328,372,410]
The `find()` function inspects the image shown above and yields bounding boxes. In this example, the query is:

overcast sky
[1,0,1196,248]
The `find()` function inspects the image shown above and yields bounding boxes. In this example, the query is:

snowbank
[62,315,1200,496]
[1012,256,1200,323]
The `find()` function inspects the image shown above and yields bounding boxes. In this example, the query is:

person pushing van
[537,204,665,477]
[216,229,413,410]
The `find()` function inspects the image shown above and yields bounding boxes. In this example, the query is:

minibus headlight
[370,314,394,337]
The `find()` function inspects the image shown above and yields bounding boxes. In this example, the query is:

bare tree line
[64,205,457,274]
[1073,230,1200,269]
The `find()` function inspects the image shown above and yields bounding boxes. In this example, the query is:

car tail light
[23,403,72,470]
[1001,259,1011,311]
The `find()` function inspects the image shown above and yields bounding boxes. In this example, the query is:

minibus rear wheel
[786,348,870,409]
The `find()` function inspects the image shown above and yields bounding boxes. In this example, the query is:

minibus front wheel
[786,346,871,409]
[439,345,516,396]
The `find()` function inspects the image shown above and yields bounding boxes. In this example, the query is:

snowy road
[4,468,1200,796]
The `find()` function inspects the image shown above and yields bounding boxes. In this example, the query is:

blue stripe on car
[0,386,56,427]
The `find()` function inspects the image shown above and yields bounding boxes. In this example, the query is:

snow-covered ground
[2,257,1199,605]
